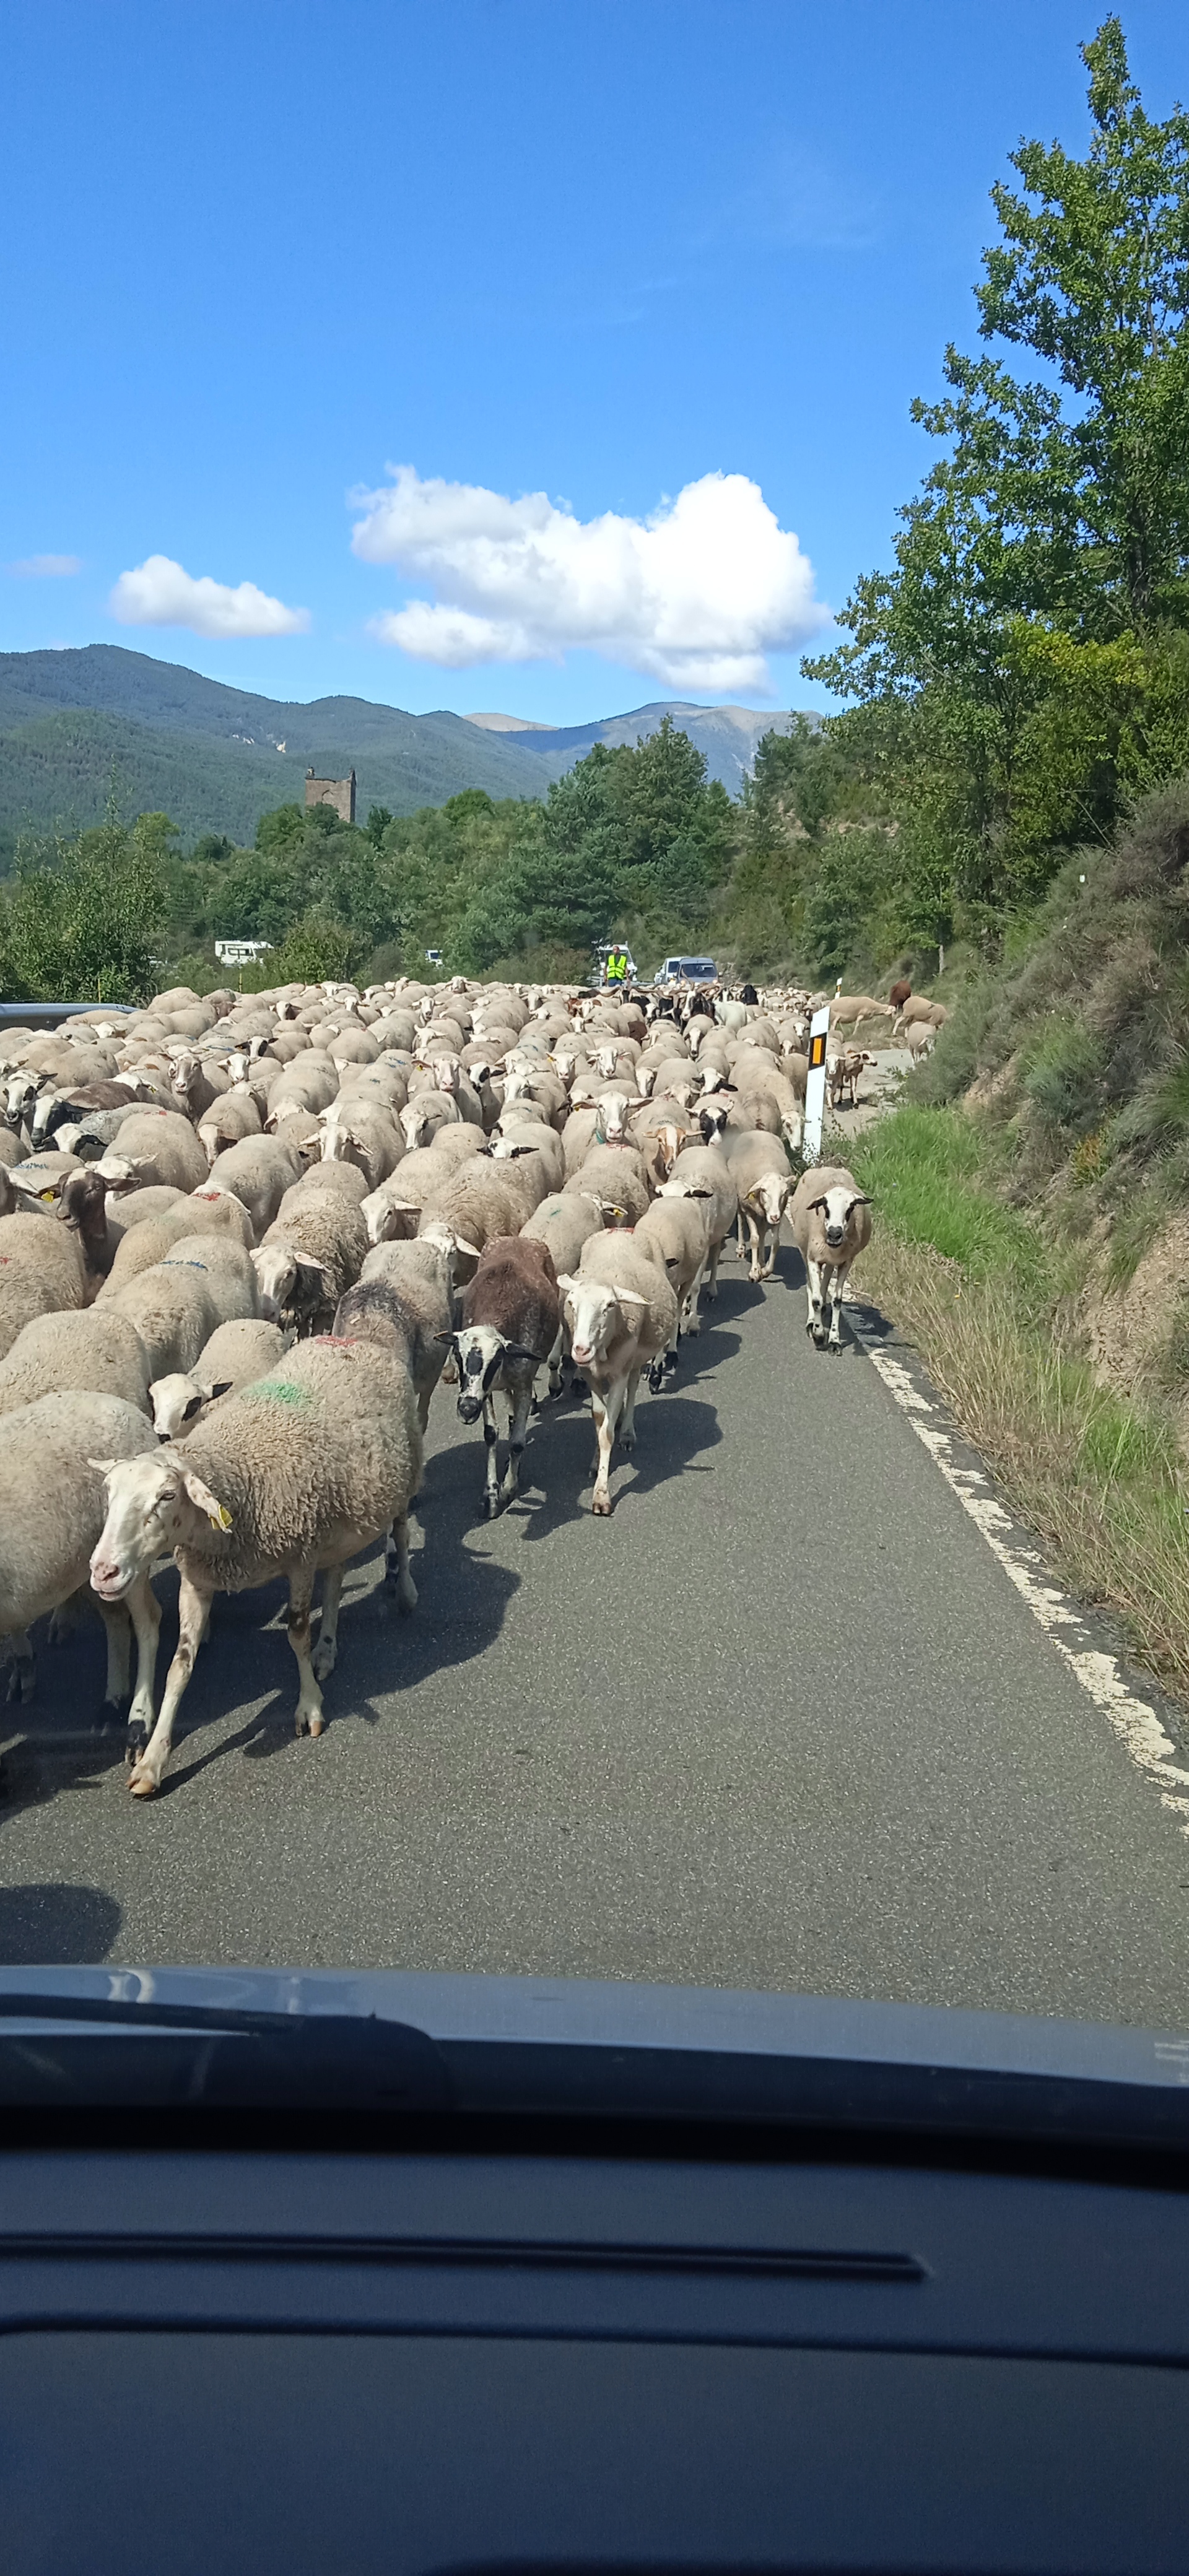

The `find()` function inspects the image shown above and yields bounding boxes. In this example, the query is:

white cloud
[352,465,827,690]
[109,554,309,639]
[8,553,82,578]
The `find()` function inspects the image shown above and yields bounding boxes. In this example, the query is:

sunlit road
[4,1197,1189,2029]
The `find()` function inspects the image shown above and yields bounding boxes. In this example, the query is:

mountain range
[0,645,803,858]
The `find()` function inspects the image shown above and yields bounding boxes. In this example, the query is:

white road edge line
[865,1344,1189,1837]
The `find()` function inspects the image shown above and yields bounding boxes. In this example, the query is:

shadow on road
[0,1880,121,1963]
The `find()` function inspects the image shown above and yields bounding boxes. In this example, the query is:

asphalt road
[4,1145,1189,2027]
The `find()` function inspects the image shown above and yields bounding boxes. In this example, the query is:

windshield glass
[5,4,1189,2065]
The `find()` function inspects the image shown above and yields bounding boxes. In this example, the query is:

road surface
[4,1154,1189,2030]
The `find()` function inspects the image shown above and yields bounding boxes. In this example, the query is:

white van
[653,955,720,990]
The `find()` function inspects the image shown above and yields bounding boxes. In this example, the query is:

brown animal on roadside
[889,978,912,1009]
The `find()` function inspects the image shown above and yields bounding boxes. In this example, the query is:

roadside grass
[850,1107,1189,1701]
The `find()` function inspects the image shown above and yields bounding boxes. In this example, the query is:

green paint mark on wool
[250,1380,312,1409]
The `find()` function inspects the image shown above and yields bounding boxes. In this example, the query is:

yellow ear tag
[214,1505,233,1531]
[40,1190,57,1203]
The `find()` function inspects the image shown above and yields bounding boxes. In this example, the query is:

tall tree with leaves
[806,19,1189,926]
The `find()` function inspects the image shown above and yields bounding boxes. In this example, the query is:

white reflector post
[803,1004,830,1165]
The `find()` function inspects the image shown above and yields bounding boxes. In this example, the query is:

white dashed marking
[866,1346,1189,1832]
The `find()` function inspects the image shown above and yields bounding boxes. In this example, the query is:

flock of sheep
[0,969,930,1798]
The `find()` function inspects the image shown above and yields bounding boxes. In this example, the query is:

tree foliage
[802,18,1189,960]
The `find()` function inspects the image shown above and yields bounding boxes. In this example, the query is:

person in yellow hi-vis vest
[604,947,630,987]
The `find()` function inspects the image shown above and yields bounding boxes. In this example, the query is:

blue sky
[2,1,1185,723]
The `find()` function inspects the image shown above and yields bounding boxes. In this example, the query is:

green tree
[806,19,1189,927]
[1,806,168,1003]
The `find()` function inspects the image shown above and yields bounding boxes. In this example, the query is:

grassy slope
[847,786,1189,1698]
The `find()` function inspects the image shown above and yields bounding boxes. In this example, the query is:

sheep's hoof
[620,1427,635,1454]
[480,1491,502,1520]
[591,1490,612,1516]
[647,1360,666,1392]
[311,1638,337,1682]
[125,1718,149,1765]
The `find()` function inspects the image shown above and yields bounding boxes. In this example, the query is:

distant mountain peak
[464,711,557,733]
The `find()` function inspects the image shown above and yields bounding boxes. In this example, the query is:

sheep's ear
[808,1195,827,1213]
[505,1343,546,1367]
[180,1467,233,1531]
[434,1330,458,1348]
[204,1378,235,1401]
[453,1236,482,1260]
[616,1287,650,1311]
[554,1273,577,1295]
[87,1457,120,1479]
[851,1194,873,1208]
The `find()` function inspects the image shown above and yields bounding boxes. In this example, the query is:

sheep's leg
[805,1256,827,1344]
[746,1207,764,1282]
[312,1564,344,1681]
[826,1258,851,1351]
[4,1632,35,1705]
[546,1326,564,1399]
[500,1376,534,1504]
[287,1564,325,1738]
[123,1574,161,1737]
[128,1572,211,1796]
[589,1383,619,1515]
[734,1207,746,1259]
[682,1257,706,1337]
[98,1599,131,1715]
[384,1511,417,1614]
[703,1235,723,1302]
[619,1364,643,1453]
[480,1393,502,1518]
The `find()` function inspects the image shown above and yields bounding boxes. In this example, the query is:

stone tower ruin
[304,767,357,825]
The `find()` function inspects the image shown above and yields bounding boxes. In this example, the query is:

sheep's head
[251,1243,335,1323]
[808,1185,871,1249]
[149,1370,230,1440]
[440,1323,544,1422]
[556,1274,648,1368]
[744,1170,792,1229]
[89,1451,233,1596]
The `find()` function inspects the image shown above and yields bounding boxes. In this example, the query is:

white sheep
[106,1232,259,1378]
[555,1233,678,1515]
[788,1164,873,1351]
[1,1390,160,1727]
[149,1317,293,1440]
[723,1131,794,1281]
[0,1307,152,1418]
[90,1334,424,1794]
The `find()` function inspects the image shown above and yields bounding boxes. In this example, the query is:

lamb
[0,1391,160,1728]
[149,1317,293,1440]
[634,1190,713,1349]
[206,1135,307,1235]
[90,1334,424,1793]
[722,1131,793,1281]
[342,1235,456,1430]
[655,1143,738,1302]
[906,1020,936,1061]
[95,1108,209,1194]
[440,1235,562,1516]
[0,1307,152,1418]
[252,1183,369,1330]
[788,1164,873,1351]
[106,1232,259,1378]
[555,1232,678,1514]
